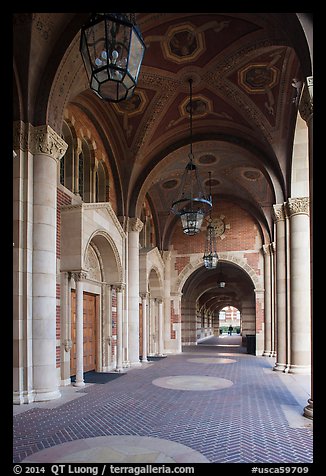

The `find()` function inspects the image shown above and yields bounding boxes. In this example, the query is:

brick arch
[175,253,261,294]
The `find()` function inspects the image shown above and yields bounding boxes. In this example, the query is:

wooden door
[70,290,97,376]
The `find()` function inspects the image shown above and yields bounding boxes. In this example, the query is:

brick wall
[171,200,261,254]
[65,103,118,214]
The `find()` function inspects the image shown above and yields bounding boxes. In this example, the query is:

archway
[181,259,256,347]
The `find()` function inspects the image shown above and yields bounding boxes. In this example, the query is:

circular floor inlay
[22,435,209,463]
[152,375,233,391]
[187,357,236,364]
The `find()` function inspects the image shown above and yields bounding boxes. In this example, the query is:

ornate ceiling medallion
[238,64,279,94]
[163,23,205,63]
[113,90,147,116]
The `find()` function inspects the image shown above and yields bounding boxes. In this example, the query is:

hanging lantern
[171,79,212,235]
[203,220,219,269]
[80,13,146,102]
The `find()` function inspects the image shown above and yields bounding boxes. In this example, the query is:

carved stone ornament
[286,197,309,217]
[129,217,144,233]
[299,77,313,123]
[63,339,73,352]
[30,125,68,160]
[71,271,88,282]
[272,204,285,222]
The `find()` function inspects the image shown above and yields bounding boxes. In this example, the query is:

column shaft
[74,273,86,387]
[32,125,67,401]
[158,299,164,355]
[287,198,311,373]
[263,245,272,356]
[141,293,148,362]
[128,218,143,366]
[273,204,287,372]
[115,285,124,372]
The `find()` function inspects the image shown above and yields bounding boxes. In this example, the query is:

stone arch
[84,230,123,284]
[175,253,262,295]
[148,265,164,299]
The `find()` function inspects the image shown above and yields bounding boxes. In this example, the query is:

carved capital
[299,77,313,123]
[71,271,88,282]
[140,292,149,300]
[113,283,125,293]
[30,125,68,160]
[129,217,144,233]
[272,204,285,222]
[285,197,309,217]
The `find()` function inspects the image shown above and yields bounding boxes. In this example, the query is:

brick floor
[13,336,313,463]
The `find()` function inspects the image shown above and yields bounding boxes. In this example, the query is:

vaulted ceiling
[13,12,312,247]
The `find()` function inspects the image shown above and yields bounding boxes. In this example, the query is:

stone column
[270,243,277,357]
[162,251,172,350]
[149,297,156,355]
[13,122,34,404]
[285,198,311,373]
[115,284,125,372]
[263,244,273,356]
[128,218,143,366]
[72,272,87,387]
[102,284,112,371]
[158,299,164,355]
[140,293,149,362]
[272,204,288,372]
[31,125,67,401]
[299,77,313,418]
[60,271,72,385]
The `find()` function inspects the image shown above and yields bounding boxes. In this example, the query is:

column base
[73,381,85,388]
[263,350,272,357]
[34,389,61,402]
[114,368,127,373]
[273,362,287,372]
[303,398,313,420]
[288,364,311,375]
[141,357,149,363]
[130,360,142,367]
[13,391,35,405]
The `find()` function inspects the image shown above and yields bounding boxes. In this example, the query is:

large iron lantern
[171,79,212,235]
[80,13,146,102]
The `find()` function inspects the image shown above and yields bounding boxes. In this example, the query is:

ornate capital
[71,271,88,282]
[113,283,125,293]
[30,125,68,160]
[285,197,309,217]
[299,77,313,123]
[140,292,149,300]
[129,217,144,233]
[272,204,285,222]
